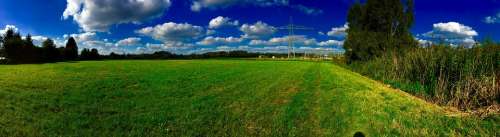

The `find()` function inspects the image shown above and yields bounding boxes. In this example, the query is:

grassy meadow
[0,60,498,136]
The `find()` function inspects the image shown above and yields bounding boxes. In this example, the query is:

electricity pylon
[277,16,314,59]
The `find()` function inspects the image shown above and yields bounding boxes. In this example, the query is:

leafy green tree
[80,48,90,60]
[90,48,99,59]
[81,48,100,60]
[64,37,78,60]
[42,38,60,61]
[344,0,416,63]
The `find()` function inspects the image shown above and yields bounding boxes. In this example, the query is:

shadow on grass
[353,131,365,137]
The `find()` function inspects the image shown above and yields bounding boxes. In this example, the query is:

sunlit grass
[0,60,498,136]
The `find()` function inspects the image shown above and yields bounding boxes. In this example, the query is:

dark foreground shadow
[354,131,365,137]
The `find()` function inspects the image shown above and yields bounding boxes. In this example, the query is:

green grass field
[0,60,498,136]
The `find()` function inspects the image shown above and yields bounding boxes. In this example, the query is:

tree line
[343,0,499,110]
[0,29,100,64]
[103,51,289,60]
[0,28,290,64]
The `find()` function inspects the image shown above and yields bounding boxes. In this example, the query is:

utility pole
[277,16,313,59]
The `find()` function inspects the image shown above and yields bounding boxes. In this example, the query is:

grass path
[0,60,498,136]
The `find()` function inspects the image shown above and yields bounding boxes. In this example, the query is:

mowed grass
[0,60,498,136]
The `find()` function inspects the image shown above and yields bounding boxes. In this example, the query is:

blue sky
[1,0,500,54]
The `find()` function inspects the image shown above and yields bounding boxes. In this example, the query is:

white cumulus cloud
[116,37,142,46]
[327,23,348,37]
[136,22,204,42]
[416,38,433,47]
[318,40,344,47]
[240,21,277,39]
[197,36,243,45]
[209,16,239,29]
[0,25,19,35]
[249,35,317,46]
[64,32,97,42]
[483,12,500,24]
[423,22,478,47]
[62,0,171,32]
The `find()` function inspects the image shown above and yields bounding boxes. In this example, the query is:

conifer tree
[64,37,78,60]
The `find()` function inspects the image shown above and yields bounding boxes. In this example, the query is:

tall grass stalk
[350,45,500,110]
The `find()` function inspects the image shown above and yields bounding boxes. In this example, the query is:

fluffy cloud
[425,22,478,38]
[423,22,478,47]
[240,21,277,39]
[416,38,433,47]
[248,40,269,46]
[64,32,97,42]
[163,41,195,47]
[29,36,50,46]
[82,40,114,47]
[62,0,171,32]
[318,40,344,47]
[215,46,233,51]
[327,23,348,37]
[136,22,204,42]
[0,25,19,35]
[483,13,500,24]
[249,35,317,46]
[270,35,317,45]
[190,0,288,12]
[206,29,216,35]
[31,36,48,41]
[116,37,142,46]
[197,36,243,45]
[209,16,239,29]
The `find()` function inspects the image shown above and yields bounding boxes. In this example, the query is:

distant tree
[344,0,416,63]
[64,37,78,60]
[80,48,100,60]
[3,29,24,63]
[24,34,34,47]
[109,52,119,59]
[57,47,65,59]
[90,48,99,59]
[42,38,60,61]
[22,34,42,62]
[80,48,90,60]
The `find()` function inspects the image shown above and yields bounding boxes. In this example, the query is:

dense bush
[350,45,500,110]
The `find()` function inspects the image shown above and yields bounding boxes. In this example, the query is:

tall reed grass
[350,45,500,110]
